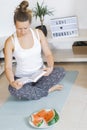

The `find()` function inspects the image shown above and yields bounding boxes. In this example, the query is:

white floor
[0,62,87,130]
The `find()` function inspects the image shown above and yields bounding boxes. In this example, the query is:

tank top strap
[11,32,19,50]
[30,28,40,41]
[11,34,15,45]
[35,29,40,41]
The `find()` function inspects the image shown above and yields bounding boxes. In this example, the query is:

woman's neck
[16,28,31,38]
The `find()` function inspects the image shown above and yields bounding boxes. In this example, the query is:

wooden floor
[0,62,87,130]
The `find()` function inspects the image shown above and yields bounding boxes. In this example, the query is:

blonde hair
[14,0,32,24]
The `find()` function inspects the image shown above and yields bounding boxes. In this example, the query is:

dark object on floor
[72,41,87,54]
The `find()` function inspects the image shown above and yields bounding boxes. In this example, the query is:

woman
[4,0,65,100]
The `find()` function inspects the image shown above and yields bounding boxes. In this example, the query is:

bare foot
[48,84,63,93]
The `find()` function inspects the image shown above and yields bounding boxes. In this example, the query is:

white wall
[0,0,87,37]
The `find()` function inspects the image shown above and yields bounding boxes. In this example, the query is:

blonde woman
[4,0,65,100]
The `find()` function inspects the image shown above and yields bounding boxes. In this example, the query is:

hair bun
[19,0,29,12]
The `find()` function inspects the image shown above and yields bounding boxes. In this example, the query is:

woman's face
[15,20,30,36]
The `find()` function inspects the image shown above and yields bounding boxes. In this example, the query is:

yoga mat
[0,71,78,130]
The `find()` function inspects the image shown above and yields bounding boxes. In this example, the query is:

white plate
[28,109,60,129]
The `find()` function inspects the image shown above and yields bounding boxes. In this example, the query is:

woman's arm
[38,29,54,75]
[4,37,22,89]
[4,37,14,83]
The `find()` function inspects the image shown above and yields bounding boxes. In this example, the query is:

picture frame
[50,16,79,38]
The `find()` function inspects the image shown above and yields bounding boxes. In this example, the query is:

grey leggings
[8,67,66,100]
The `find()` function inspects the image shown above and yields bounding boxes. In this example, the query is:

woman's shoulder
[35,28,44,35]
[34,28,45,40]
[5,36,11,44]
[5,34,14,47]
[31,28,44,35]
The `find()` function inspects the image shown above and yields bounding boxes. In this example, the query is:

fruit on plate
[32,118,43,127]
[31,109,59,127]
[32,109,46,119]
[31,109,46,127]
[45,109,59,126]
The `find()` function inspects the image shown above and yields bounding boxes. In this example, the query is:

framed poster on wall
[50,16,79,38]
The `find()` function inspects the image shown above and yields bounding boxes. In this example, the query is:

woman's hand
[10,80,23,90]
[43,67,53,76]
